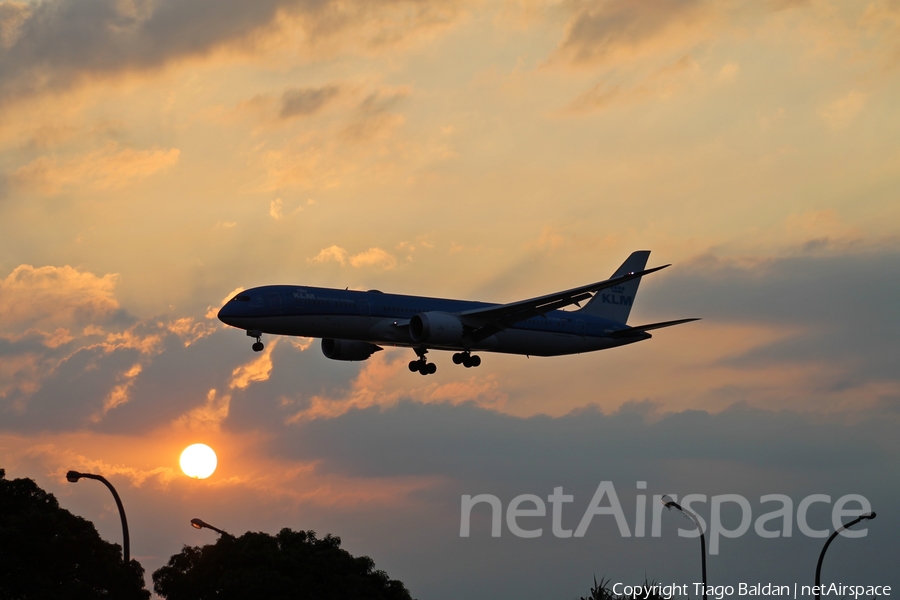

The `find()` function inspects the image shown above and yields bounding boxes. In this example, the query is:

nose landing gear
[408,348,437,375]
[452,351,481,368]
[247,330,264,352]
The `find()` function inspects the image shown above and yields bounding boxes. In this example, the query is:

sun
[180,443,217,479]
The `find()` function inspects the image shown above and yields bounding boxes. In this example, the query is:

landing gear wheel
[461,353,481,368]
[410,347,436,375]
[247,330,264,353]
[418,362,437,376]
[452,353,464,365]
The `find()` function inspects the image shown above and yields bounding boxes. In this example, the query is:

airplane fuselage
[217,285,650,357]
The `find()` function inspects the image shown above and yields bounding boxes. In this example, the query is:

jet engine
[321,339,382,361]
[409,312,465,345]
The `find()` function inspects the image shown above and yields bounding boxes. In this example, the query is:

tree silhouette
[153,528,413,600]
[0,468,150,600]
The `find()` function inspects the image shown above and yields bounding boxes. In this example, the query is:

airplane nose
[217,302,238,325]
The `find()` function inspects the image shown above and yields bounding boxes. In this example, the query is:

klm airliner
[217,251,698,375]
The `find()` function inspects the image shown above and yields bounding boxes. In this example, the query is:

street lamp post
[662,495,707,600]
[66,470,130,563]
[190,518,234,538]
[814,512,876,600]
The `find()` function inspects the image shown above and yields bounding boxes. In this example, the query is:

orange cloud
[348,247,398,270]
[308,245,398,270]
[288,351,507,422]
[10,143,179,194]
[166,317,218,347]
[0,265,120,336]
[94,363,143,421]
[818,90,867,129]
[229,341,277,390]
[173,388,232,431]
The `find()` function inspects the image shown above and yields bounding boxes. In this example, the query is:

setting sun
[179,444,217,479]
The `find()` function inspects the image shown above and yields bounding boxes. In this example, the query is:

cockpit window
[231,294,252,302]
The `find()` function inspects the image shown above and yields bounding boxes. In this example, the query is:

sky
[1,0,899,597]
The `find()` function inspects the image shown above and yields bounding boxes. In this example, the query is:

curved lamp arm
[815,512,876,600]
[66,470,130,563]
[662,495,707,600]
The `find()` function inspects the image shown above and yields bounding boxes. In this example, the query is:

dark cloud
[641,249,900,387]
[555,0,709,65]
[0,0,454,102]
[0,0,290,99]
[280,84,343,119]
[273,400,895,484]
[0,342,142,432]
[341,90,409,141]
[0,322,362,435]
[261,399,899,598]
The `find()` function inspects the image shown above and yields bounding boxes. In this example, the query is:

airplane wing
[457,264,670,343]
[608,318,701,338]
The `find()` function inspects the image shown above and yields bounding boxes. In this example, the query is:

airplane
[216,251,699,375]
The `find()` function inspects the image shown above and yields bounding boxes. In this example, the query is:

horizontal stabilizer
[459,264,670,343]
[609,318,701,338]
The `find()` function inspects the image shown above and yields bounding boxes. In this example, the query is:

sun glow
[180,443,217,479]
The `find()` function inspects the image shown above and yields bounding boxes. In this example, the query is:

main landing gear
[247,330,264,352]
[452,351,481,368]
[409,348,437,375]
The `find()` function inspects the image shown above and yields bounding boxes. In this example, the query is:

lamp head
[66,470,83,483]
[191,518,205,530]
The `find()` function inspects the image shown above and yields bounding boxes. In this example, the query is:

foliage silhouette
[153,527,413,600]
[580,576,675,600]
[0,468,150,600]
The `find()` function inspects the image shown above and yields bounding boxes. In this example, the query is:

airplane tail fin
[577,251,650,323]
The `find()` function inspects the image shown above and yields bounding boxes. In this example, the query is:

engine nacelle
[409,312,464,345]
[321,339,381,361]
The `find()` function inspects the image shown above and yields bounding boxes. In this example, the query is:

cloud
[280,84,343,119]
[348,247,398,270]
[0,2,28,48]
[717,61,740,82]
[342,89,410,142]
[642,245,900,394]
[0,264,121,336]
[275,400,896,484]
[229,340,277,390]
[551,0,713,66]
[288,351,506,422]
[308,245,398,270]
[94,362,143,420]
[566,53,699,113]
[270,198,284,219]
[10,143,179,194]
[166,317,218,347]
[818,90,867,129]
[0,0,466,103]
[309,245,349,265]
